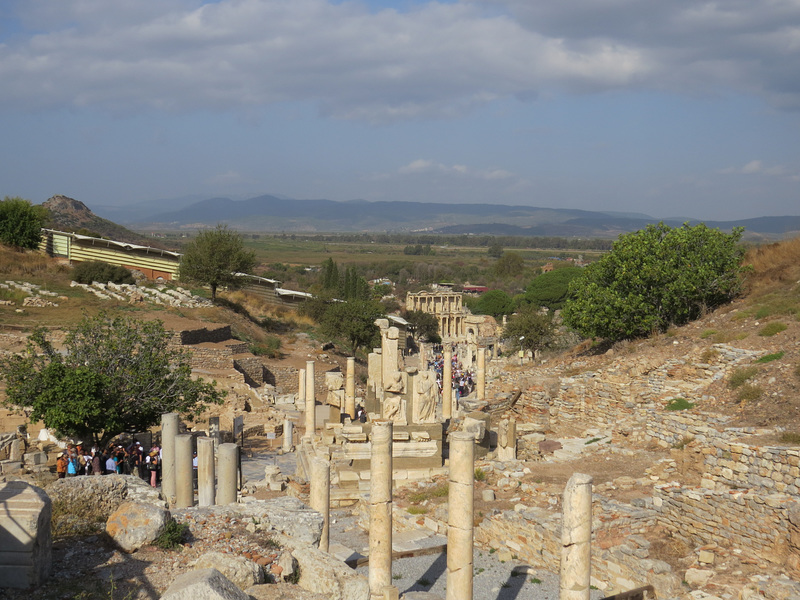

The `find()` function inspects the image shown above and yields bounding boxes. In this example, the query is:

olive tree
[179,224,257,301]
[562,222,746,341]
[0,313,223,447]
[0,196,48,250]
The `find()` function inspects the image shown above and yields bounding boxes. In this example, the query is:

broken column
[560,472,593,600]
[369,419,393,596]
[208,416,220,450]
[447,431,474,600]
[197,437,215,507]
[345,356,356,420]
[476,347,486,401]
[175,434,194,509]
[161,412,179,507]
[298,368,306,405]
[217,443,239,505]
[0,482,51,589]
[380,323,401,385]
[310,456,331,553]
[305,361,316,439]
[282,418,294,453]
[442,349,453,420]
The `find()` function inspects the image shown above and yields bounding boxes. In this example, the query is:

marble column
[298,368,306,406]
[447,431,475,600]
[442,350,453,420]
[161,412,179,507]
[560,473,593,600]
[310,456,331,553]
[305,361,316,439]
[217,443,239,505]
[197,436,216,507]
[369,420,393,596]
[382,327,400,385]
[282,419,294,453]
[476,347,486,401]
[345,357,356,420]
[175,434,194,509]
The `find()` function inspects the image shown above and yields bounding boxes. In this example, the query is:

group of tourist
[428,345,475,400]
[55,441,162,487]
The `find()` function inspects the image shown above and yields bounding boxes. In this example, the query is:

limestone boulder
[48,473,165,521]
[684,568,715,587]
[160,567,250,600]
[245,584,327,599]
[106,501,170,552]
[194,551,265,590]
[291,543,370,600]
[248,496,323,546]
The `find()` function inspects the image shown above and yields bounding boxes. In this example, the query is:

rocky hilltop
[42,194,174,249]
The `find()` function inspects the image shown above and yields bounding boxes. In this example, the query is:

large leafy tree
[0,196,48,250]
[0,313,223,447]
[521,266,583,310]
[179,224,257,301]
[503,306,555,354]
[472,289,515,318]
[319,299,383,355]
[562,222,746,342]
[403,310,441,344]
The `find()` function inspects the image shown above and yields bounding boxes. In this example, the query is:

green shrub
[153,519,189,550]
[700,329,718,339]
[756,351,785,363]
[759,322,788,337]
[73,261,135,285]
[249,336,282,358]
[736,384,763,402]
[729,366,758,389]
[585,437,602,445]
[474,468,486,482]
[665,398,695,411]
[699,348,719,363]
[407,506,428,515]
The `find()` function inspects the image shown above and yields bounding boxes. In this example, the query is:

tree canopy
[471,289,515,318]
[562,222,746,341]
[179,224,257,301]
[403,310,441,344]
[0,313,223,447]
[0,196,48,250]
[521,266,584,310]
[503,306,555,354]
[318,299,383,355]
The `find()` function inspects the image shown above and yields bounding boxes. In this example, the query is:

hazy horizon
[2,0,800,221]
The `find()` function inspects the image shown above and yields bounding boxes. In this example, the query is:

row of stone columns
[160,413,239,509]
[363,428,592,600]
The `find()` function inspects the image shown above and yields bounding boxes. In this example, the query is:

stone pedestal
[560,473,593,600]
[9,438,22,462]
[175,434,194,508]
[208,416,220,450]
[442,350,453,420]
[369,420,393,596]
[310,457,331,553]
[217,443,239,505]
[447,431,474,600]
[476,347,486,401]
[0,481,51,589]
[497,418,517,461]
[161,412,179,507]
[197,437,216,507]
[305,362,316,438]
[282,419,294,453]
[345,357,356,420]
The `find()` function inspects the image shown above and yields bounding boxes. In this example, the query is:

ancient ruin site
[1,236,800,600]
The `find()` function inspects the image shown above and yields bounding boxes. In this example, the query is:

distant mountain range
[89,194,800,239]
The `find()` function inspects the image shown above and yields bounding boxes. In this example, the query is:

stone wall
[654,483,797,564]
[173,325,233,345]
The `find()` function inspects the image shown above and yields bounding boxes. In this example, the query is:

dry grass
[743,236,800,297]
[0,245,66,278]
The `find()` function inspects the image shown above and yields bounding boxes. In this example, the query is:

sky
[1,0,799,221]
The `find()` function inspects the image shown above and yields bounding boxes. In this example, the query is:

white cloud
[1,0,799,120]
[721,159,793,177]
[396,159,513,181]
